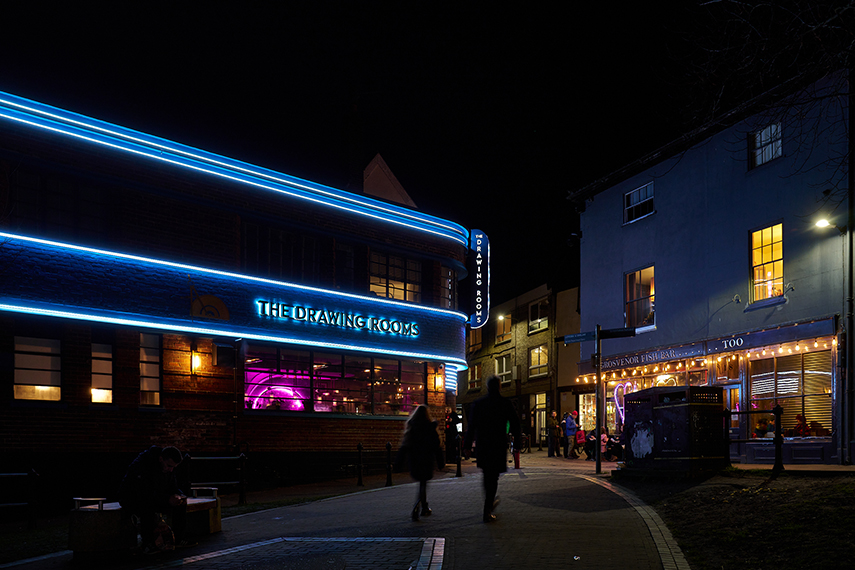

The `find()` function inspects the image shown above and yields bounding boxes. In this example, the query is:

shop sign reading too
[256,301,420,337]
[469,229,490,329]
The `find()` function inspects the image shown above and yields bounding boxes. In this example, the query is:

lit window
[469,362,482,390]
[140,333,161,406]
[496,354,513,384]
[750,123,782,168]
[624,182,654,223]
[751,223,783,302]
[749,349,831,437]
[91,343,113,404]
[370,252,422,302]
[529,298,549,333]
[14,337,61,401]
[496,314,512,343]
[625,266,655,328]
[468,327,482,353]
[529,345,548,378]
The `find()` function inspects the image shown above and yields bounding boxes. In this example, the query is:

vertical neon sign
[469,230,490,329]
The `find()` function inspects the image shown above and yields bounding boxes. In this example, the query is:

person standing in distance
[466,374,522,523]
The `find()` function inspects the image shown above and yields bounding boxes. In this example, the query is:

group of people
[546,409,624,462]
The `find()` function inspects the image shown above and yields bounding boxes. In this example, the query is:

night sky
[0,3,691,302]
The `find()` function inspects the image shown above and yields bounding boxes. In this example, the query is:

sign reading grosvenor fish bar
[469,229,490,329]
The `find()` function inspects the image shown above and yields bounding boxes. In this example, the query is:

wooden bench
[68,490,221,559]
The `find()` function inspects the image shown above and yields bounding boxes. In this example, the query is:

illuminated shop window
[529,297,549,333]
[749,348,832,437]
[91,343,113,404]
[139,333,161,406]
[468,362,482,390]
[529,344,548,378]
[243,347,424,416]
[14,336,61,401]
[751,223,783,302]
[750,123,782,168]
[468,327,482,353]
[625,266,655,328]
[245,346,311,411]
[496,354,513,384]
[496,314,512,343]
[624,182,654,223]
[439,265,457,309]
[369,252,422,302]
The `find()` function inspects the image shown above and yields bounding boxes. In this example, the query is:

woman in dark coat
[396,405,445,521]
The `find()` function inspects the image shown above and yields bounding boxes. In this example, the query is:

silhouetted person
[119,445,193,552]
[395,405,445,521]
[466,375,521,522]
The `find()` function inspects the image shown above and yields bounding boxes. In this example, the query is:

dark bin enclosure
[624,386,727,473]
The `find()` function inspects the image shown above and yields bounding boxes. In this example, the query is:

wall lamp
[816,219,847,234]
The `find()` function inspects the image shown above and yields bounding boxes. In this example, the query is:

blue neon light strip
[0,302,468,368]
[0,231,465,320]
[0,91,469,246]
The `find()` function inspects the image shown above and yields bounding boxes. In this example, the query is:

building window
[496,354,513,384]
[749,348,832,436]
[439,265,457,309]
[242,223,321,284]
[750,123,782,168]
[496,314,512,343]
[751,223,783,302]
[624,182,654,223]
[139,333,161,406]
[91,343,113,404]
[625,266,655,328]
[529,344,548,378]
[243,347,424,416]
[469,362,482,390]
[529,297,549,333]
[468,327,482,353]
[370,251,422,302]
[14,337,61,401]
[334,242,355,291]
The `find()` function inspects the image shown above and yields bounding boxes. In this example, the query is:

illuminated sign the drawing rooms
[256,300,420,337]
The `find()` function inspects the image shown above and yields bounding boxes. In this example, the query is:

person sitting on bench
[119,446,195,552]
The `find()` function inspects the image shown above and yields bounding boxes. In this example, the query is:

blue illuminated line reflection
[0,92,468,246]
[0,303,468,369]
[0,231,467,320]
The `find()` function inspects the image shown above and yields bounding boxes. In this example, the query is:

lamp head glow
[816,219,830,228]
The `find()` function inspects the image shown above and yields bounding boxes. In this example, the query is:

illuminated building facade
[0,90,470,493]
[457,285,581,448]
[569,75,850,464]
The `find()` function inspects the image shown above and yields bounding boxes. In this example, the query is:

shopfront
[576,318,839,464]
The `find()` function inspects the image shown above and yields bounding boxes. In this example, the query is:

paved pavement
[12,450,851,570]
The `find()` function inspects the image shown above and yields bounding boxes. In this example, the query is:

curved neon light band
[0,230,467,320]
[0,92,468,246]
[0,303,469,369]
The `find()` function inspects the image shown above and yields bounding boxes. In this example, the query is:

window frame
[369,251,422,303]
[91,343,113,404]
[750,122,782,169]
[750,223,784,304]
[468,362,483,390]
[140,333,162,406]
[496,354,513,384]
[496,314,512,344]
[625,265,655,329]
[624,182,655,224]
[468,327,483,353]
[528,297,549,334]
[529,344,548,379]
[14,336,61,401]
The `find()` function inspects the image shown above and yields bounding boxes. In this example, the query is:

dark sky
[0,3,689,301]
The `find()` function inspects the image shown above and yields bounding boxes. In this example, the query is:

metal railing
[183,453,247,505]
[724,404,784,474]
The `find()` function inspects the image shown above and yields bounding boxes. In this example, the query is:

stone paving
[5,451,694,570]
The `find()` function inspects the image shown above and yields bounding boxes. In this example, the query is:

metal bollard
[385,442,393,487]
[455,435,463,477]
[357,443,364,486]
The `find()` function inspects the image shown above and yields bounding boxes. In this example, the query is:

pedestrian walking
[466,375,522,522]
[564,410,578,458]
[395,405,445,521]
